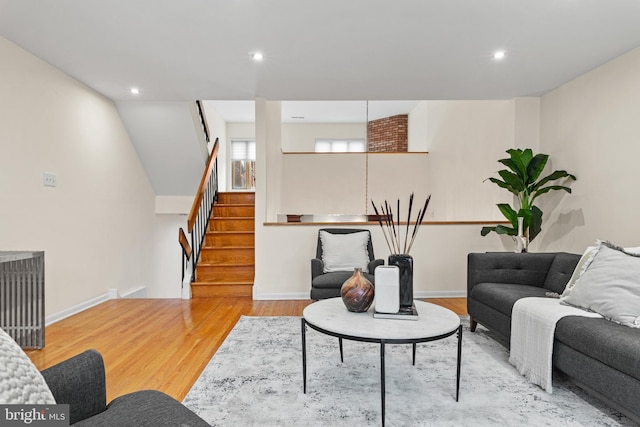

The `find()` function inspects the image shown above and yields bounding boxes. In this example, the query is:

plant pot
[341,268,374,312]
[388,254,413,308]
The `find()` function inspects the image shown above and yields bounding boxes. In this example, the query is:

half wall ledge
[264,218,509,226]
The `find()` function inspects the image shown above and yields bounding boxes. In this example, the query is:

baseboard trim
[121,286,147,298]
[414,290,467,299]
[46,289,120,326]
[254,292,310,300]
[253,290,467,300]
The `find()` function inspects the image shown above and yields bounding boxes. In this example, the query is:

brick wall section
[367,114,408,152]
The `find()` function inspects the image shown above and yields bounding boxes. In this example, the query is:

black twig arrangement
[371,194,431,255]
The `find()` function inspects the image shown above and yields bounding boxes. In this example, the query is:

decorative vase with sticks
[371,194,431,309]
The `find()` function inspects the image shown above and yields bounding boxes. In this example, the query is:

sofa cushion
[468,253,556,289]
[469,283,548,317]
[74,390,208,427]
[0,327,55,405]
[555,316,640,381]
[542,253,580,294]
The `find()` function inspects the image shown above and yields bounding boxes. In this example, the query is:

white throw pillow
[561,246,598,297]
[320,231,370,273]
[561,242,640,297]
[0,327,56,404]
[561,242,640,328]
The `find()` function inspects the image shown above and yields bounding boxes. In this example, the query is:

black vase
[388,254,413,308]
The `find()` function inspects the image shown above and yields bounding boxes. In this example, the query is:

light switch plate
[43,172,57,187]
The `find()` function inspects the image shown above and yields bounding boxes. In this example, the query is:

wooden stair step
[196,264,254,282]
[205,231,254,247]
[217,192,255,205]
[191,281,253,298]
[209,217,254,231]
[199,247,255,264]
[213,205,254,218]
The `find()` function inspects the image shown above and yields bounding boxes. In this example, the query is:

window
[315,139,366,153]
[230,139,256,190]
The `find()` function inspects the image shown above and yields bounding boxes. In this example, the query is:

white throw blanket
[509,297,602,393]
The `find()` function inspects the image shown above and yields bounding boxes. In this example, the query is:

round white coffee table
[302,298,462,427]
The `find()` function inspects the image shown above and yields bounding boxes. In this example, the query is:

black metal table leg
[456,325,462,401]
[412,343,417,366]
[339,337,344,363]
[302,318,307,394]
[380,342,386,427]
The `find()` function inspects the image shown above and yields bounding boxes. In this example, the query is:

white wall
[227,123,256,140]
[425,100,516,221]
[202,103,228,192]
[281,123,366,152]
[513,97,540,151]
[281,154,367,214]
[279,100,515,222]
[254,98,527,298]
[367,154,431,214]
[255,224,511,299]
[116,101,206,196]
[151,214,188,298]
[408,101,429,152]
[539,47,640,252]
[0,36,156,316]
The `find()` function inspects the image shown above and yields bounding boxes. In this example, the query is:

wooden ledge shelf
[264,220,509,226]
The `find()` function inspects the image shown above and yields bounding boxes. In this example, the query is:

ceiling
[2,1,640,103]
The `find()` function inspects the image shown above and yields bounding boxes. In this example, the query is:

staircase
[191,192,255,297]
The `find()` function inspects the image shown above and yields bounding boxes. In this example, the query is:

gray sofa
[40,349,208,426]
[467,252,640,423]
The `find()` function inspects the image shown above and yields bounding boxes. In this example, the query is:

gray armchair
[40,349,208,426]
[311,228,384,300]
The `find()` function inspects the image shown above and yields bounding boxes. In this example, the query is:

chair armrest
[467,252,558,296]
[368,259,384,274]
[41,349,107,424]
[311,258,324,279]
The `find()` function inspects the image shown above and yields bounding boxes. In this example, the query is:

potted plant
[481,148,576,246]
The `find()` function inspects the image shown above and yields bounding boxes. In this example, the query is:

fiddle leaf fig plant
[481,148,576,242]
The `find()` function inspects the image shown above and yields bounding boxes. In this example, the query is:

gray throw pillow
[561,242,640,328]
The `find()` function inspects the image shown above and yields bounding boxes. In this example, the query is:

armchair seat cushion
[74,390,208,427]
[312,271,375,289]
[470,283,548,317]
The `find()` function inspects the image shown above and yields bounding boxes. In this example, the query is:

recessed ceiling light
[130,87,140,95]
[493,50,506,60]
[250,52,264,61]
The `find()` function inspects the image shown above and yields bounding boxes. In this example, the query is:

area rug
[183,316,634,426]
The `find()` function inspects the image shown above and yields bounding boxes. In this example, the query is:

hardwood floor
[26,297,467,402]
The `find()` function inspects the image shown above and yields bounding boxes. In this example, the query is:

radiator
[0,251,45,349]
